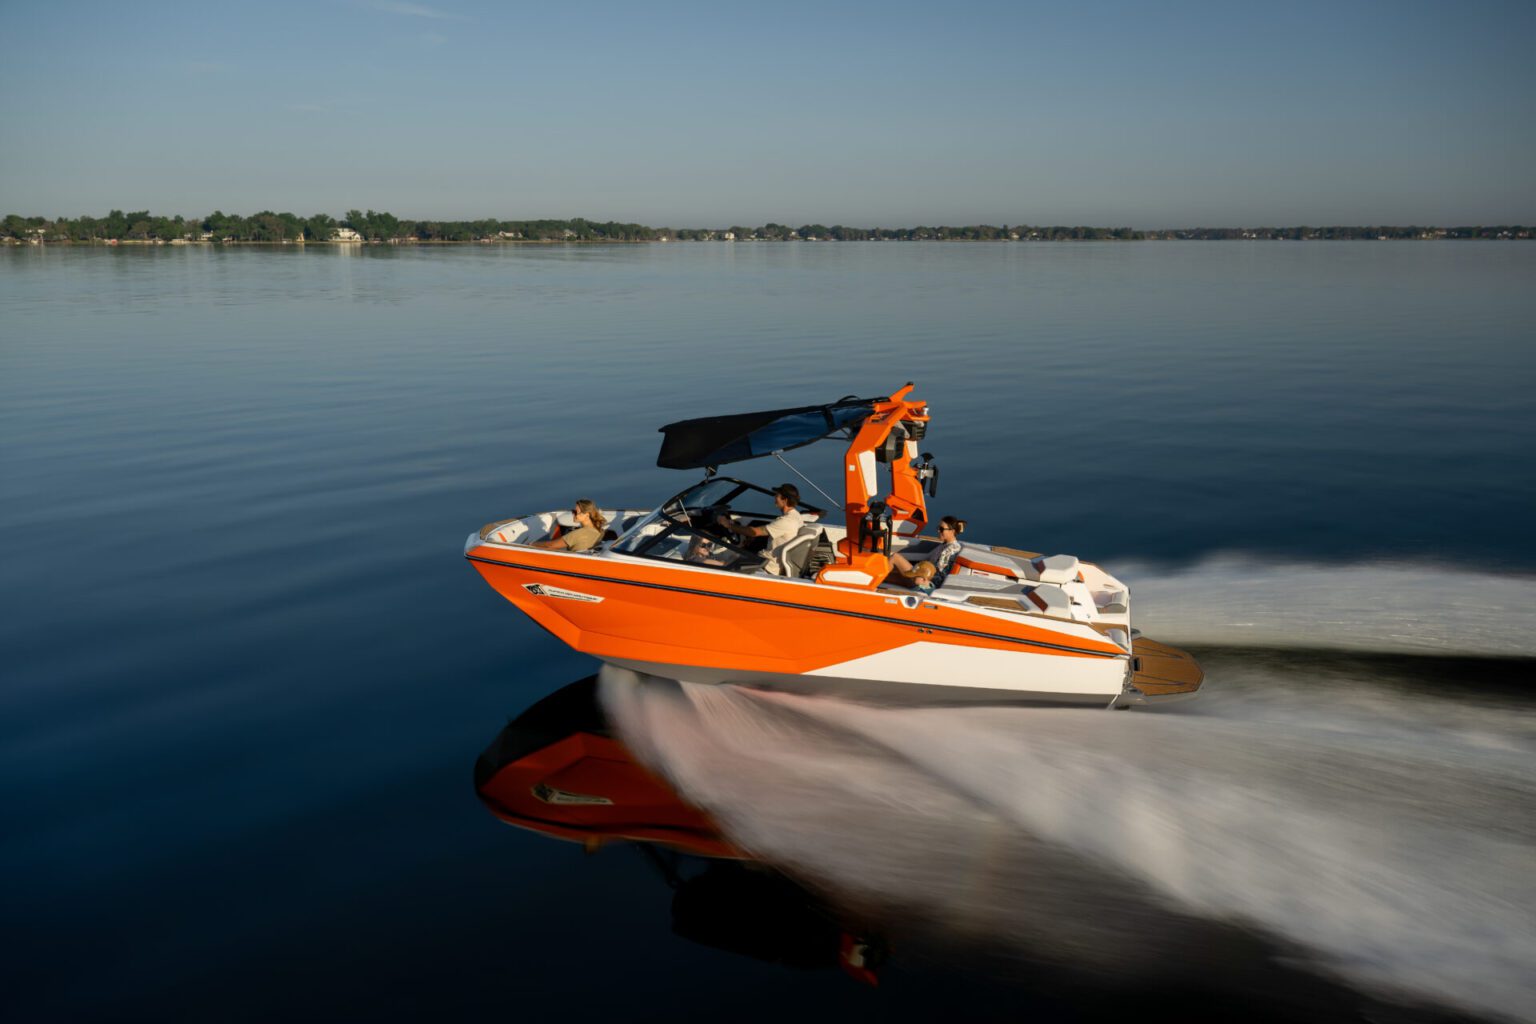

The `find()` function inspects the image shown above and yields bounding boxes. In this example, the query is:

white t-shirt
[760,508,805,575]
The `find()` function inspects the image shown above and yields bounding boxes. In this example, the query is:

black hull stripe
[466,553,1123,660]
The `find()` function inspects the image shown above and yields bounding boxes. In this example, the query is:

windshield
[611,476,795,567]
[618,521,758,570]
[613,479,747,556]
[661,478,751,519]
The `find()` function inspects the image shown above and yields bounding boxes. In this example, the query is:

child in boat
[684,535,728,565]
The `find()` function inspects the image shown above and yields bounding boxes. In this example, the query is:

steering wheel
[700,504,738,540]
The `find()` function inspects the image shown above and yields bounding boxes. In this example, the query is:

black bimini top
[657,397,881,470]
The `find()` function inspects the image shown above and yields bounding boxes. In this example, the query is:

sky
[1,0,1532,228]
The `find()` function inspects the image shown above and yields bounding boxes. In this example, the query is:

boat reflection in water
[473,676,885,985]
[475,667,1520,1022]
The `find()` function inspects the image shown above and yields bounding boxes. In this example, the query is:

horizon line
[5,210,1532,233]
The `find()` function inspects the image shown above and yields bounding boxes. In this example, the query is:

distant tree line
[1143,225,1532,240]
[2,210,1530,243]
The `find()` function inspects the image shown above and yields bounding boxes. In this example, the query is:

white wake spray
[1119,555,1536,657]
[598,560,1536,1020]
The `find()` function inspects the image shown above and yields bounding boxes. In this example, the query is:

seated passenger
[890,515,965,586]
[534,498,607,552]
[684,535,727,566]
[717,483,803,576]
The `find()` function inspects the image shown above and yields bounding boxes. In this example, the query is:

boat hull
[601,657,1120,706]
[466,541,1131,705]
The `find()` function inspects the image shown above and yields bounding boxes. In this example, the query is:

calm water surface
[2,243,1533,1021]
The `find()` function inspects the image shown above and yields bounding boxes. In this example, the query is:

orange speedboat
[465,385,1201,707]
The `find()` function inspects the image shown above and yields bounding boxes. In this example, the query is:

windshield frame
[609,476,820,566]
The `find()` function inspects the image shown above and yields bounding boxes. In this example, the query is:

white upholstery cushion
[1023,585,1073,615]
[1027,554,1080,584]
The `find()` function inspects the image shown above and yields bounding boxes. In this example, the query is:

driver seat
[778,527,821,578]
[801,529,835,579]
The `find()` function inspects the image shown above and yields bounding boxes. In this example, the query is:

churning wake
[599,560,1536,1021]
[1120,555,1534,657]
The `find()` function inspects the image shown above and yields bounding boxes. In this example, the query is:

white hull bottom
[603,641,1128,708]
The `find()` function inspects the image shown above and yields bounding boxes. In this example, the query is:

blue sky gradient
[1,0,1531,227]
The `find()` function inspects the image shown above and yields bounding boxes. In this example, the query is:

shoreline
[6,235,1532,247]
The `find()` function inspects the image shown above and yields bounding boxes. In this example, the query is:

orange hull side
[466,545,1122,678]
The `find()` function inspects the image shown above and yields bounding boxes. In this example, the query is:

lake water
[3,242,1533,1022]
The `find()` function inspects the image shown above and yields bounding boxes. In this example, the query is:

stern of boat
[1112,636,1204,708]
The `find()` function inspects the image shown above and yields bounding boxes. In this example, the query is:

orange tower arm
[840,384,932,553]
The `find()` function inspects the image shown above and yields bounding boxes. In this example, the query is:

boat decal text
[522,583,604,603]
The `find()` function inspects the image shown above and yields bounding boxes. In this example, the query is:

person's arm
[534,525,577,550]
[718,513,768,539]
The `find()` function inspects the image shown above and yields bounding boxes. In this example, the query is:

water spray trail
[599,560,1536,1018]
[1120,557,1536,656]
[776,681,1535,1022]
[601,662,1535,1021]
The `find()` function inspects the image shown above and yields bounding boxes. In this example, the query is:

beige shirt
[760,509,805,575]
[561,524,602,551]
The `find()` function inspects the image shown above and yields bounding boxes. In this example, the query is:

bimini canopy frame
[657,386,936,583]
[656,396,884,471]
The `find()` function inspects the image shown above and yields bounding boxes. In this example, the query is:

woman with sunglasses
[534,498,608,551]
[890,515,965,586]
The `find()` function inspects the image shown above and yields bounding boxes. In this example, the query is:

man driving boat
[717,483,803,576]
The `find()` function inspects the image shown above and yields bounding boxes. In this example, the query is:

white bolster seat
[1094,589,1128,615]
[1023,584,1073,616]
[1025,554,1080,584]
[492,524,524,544]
